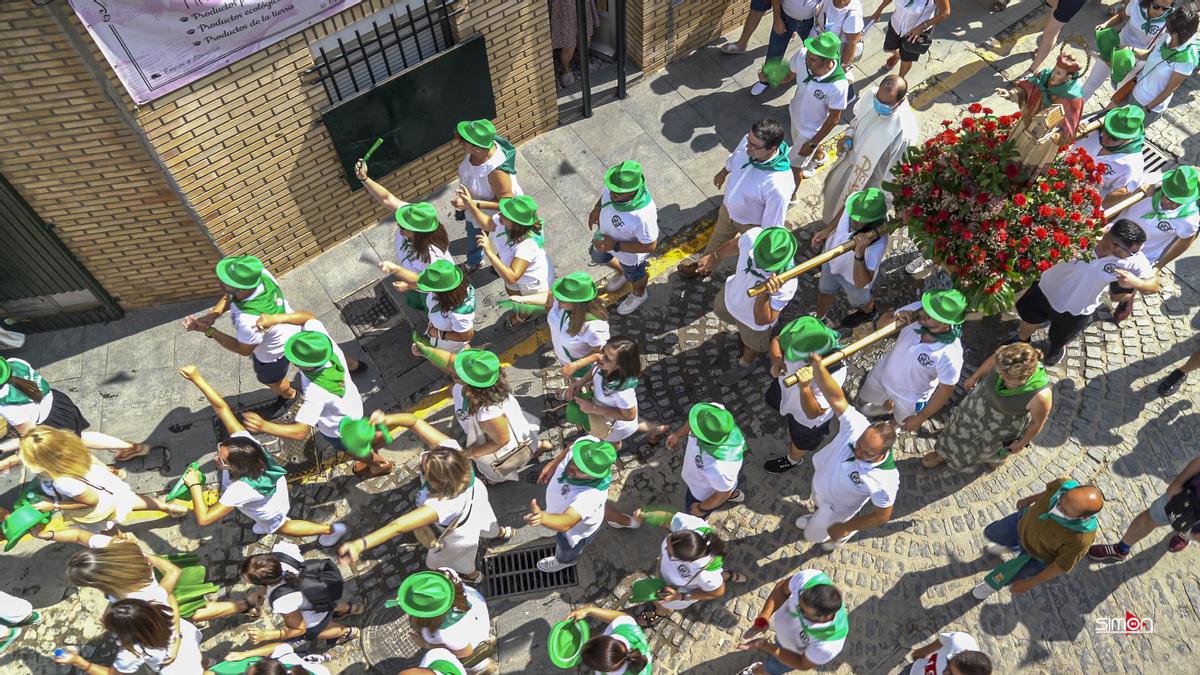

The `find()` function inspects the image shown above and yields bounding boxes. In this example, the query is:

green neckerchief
[610,624,653,675]
[742,142,793,172]
[698,425,745,461]
[232,274,286,317]
[599,371,640,396]
[1037,480,1099,532]
[915,324,963,345]
[682,526,726,570]
[559,462,613,491]
[983,552,1039,590]
[306,351,347,397]
[1146,191,1200,219]
[1138,2,1172,33]
[848,446,896,471]
[1105,132,1145,155]
[805,61,846,84]
[434,285,476,315]
[238,448,288,497]
[995,364,1049,397]
[0,359,50,406]
[1027,68,1083,107]
[789,572,850,641]
[1161,40,1200,67]
[601,184,654,213]
[440,587,477,629]
[494,136,518,175]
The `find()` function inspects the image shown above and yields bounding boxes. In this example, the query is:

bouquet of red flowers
[885,103,1106,315]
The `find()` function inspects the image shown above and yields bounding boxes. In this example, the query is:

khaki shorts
[713,287,772,353]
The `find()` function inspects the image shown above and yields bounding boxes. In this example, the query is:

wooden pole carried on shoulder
[783,320,902,387]
[747,229,885,297]
[1102,184,1152,220]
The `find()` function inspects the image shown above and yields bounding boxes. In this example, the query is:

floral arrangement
[885,103,1106,315]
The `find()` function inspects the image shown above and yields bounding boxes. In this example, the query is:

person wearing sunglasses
[1084,0,1178,101]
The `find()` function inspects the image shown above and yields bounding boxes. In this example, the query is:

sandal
[492,526,515,542]
[645,424,670,445]
[719,43,746,55]
[633,603,665,628]
[0,626,20,655]
[920,451,946,468]
[333,626,359,646]
[333,602,365,619]
[352,459,395,477]
[460,571,484,584]
[114,442,152,462]
[724,570,748,584]
[503,313,531,330]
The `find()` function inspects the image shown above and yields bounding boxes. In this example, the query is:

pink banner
[70,0,364,104]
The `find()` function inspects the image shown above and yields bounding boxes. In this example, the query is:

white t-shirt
[598,188,659,267]
[1038,248,1155,315]
[266,542,329,630]
[122,578,170,606]
[229,271,301,363]
[1120,193,1200,262]
[421,585,491,651]
[292,320,364,438]
[771,570,847,665]
[44,461,138,525]
[548,302,610,366]
[810,408,900,512]
[1119,1,1165,50]
[875,302,963,403]
[1073,134,1144,197]
[906,631,982,675]
[815,0,865,41]
[450,384,534,454]
[490,215,552,293]
[218,431,291,534]
[788,47,851,141]
[589,366,640,441]
[458,144,524,204]
[419,648,467,675]
[418,472,493,531]
[599,615,653,675]
[889,0,936,36]
[782,0,821,20]
[545,449,610,547]
[659,512,725,592]
[112,617,204,674]
[395,236,453,276]
[0,359,53,426]
[723,135,795,229]
[1133,40,1199,113]
[426,290,476,334]
[681,425,743,502]
[723,227,799,332]
[825,208,888,283]
[271,643,332,675]
[776,360,845,428]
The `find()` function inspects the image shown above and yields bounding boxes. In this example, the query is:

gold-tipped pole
[748,229,885,297]
[783,320,901,387]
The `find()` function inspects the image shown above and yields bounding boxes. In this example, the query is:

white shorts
[858,367,922,422]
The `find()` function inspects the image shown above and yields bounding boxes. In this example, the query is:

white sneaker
[821,531,855,552]
[905,257,933,275]
[801,165,817,179]
[739,663,764,675]
[537,555,575,573]
[605,275,628,293]
[794,515,811,530]
[318,523,348,547]
[971,581,997,600]
[812,152,830,167]
[983,542,1014,558]
[617,292,648,315]
[750,82,769,96]
[606,514,641,529]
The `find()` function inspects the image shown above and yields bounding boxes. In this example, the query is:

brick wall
[634,0,748,72]
[0,5,219,309]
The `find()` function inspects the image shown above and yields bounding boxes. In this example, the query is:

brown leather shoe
[678,260,707,278]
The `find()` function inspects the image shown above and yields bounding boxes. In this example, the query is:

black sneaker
[764,456,800,474]
[839,307,878,330]
[261,396,294,421]
[1044,346,1066,367]
[1158,369,1188,397]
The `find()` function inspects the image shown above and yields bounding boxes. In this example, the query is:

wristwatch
[854,255,866,262]
[612,241,623,252]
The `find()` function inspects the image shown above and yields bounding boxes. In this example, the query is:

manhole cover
[482,544,578,599]
[336,280,400,338]
[361,604,421,671]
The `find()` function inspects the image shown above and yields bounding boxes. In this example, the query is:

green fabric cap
[778,316,839,361]
[921,289,968,325]
[629,577,668,603]
[551,271,598,304]
[570,436,618,478]
[1162,166,1200,204]
[688,402,736,446]
[396,202,440,233]
[427,659,466,675]
[0,358,8,387]
[763,57,791,86]
[751,227,797,272]
[846,187,887,223]
[604,160,645,194]
[283,331,334,369]
[215,255,264,290]
[547,618,591,668]
[417,259,464,293]
[456,119,496,149]
[338,417,393,459]
[453,349,501,388]
[3,503,51,552]
[387,571,455,616]
[1095,27,1120,63]
[804,32,842,61]
[498,195,540,227]
[1110,48,1137,86]
[1103,105,1145,140]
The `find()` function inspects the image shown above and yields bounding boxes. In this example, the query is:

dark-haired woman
[1084,0,1177,101]
[561,337,668,451]
[177,366,346,545]
[394,569,496,674]
[355,162,454,276]
[1124,8,1200,117]
[52,599,204,674]
[241,542,360,647]
[452,119,522,272]
[215,643,332,675]
[389,259,476,353]
[461,191,555,327]
[564,605,653,674]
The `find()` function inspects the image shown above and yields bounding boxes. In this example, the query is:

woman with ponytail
[52,598,204,674]
[240,542,360,647]
[565,605,653,674]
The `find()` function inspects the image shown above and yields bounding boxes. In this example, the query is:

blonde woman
[20,426,186,548]
[923,343,1053,471]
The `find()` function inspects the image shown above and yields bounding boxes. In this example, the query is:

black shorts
[1049,0,1087,23]
[765,379,834,450]
[1015,282,1092,351]
[302,611,333,641]
[252,354,290,385]
[884,23,932,62]
[43,388,90,434]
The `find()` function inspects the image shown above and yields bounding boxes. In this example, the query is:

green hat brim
[604,162,645,194]
[570,438,616,478]
[688,403,735,446]
[214,257,262,290]
[456,120,494,149]
[394,572,455,618]
[846,189,887,223]
[752,229,797,272]
[629,577,668,603]
[416,265,464,293]
[1103,109,1143,140]
[3,505,51,552]
[547,619,591,668]
[551,274,598,304]
[920,291,967,326]
[395,204,440,233]
[804,34,842,61]
[283,332,333,369]
[0,359,9,387]
[778,318,839,362]
[453,350,501,389]
[498,198,538,227]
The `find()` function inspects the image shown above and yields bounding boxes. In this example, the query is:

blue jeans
[590,247,649,282]
[765,14,815,61]
[465,219,484,266]
[982,509,1047,582]
[761,651,794,674]
[555,529,600,565]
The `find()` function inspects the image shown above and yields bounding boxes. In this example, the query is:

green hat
[551,271,598,304]
[751,227,797,272]
[214,255,264,290]
[386,571,455,616]
[283,331,333,368]
[777,316,839,361]
[1161,166,1200,205]
[1103,105,1145,140]
[456,119,496,149]
[453,349,501,388]
[426,659,466,675]
[629,577,668,603]
[604,160,645,194]
[3,503,51,552]
[804,32,842,61]
[338,417,394,459]
[570,436,617,478]
[1096,27,1120,63]
[846,187,887,223]
[207,657,263,675]
[498,195,540,227]
[1110,48,1136,87]
[416,259,464,293]
[763,57,791,86]
[0,359,9,387]
[921,289,968,326]
[548,618,591,668]
[688,403,736,446]
[396,202,440,233]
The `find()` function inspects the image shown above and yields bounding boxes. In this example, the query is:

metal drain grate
[361,604,421,669]
[1143,140,1174,173]
[336,280,400,338]
[483,544,579,599]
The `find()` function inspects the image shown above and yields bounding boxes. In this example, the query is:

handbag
[487,407,541,477]
[459,636,496,668]
[415,496,475,552]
